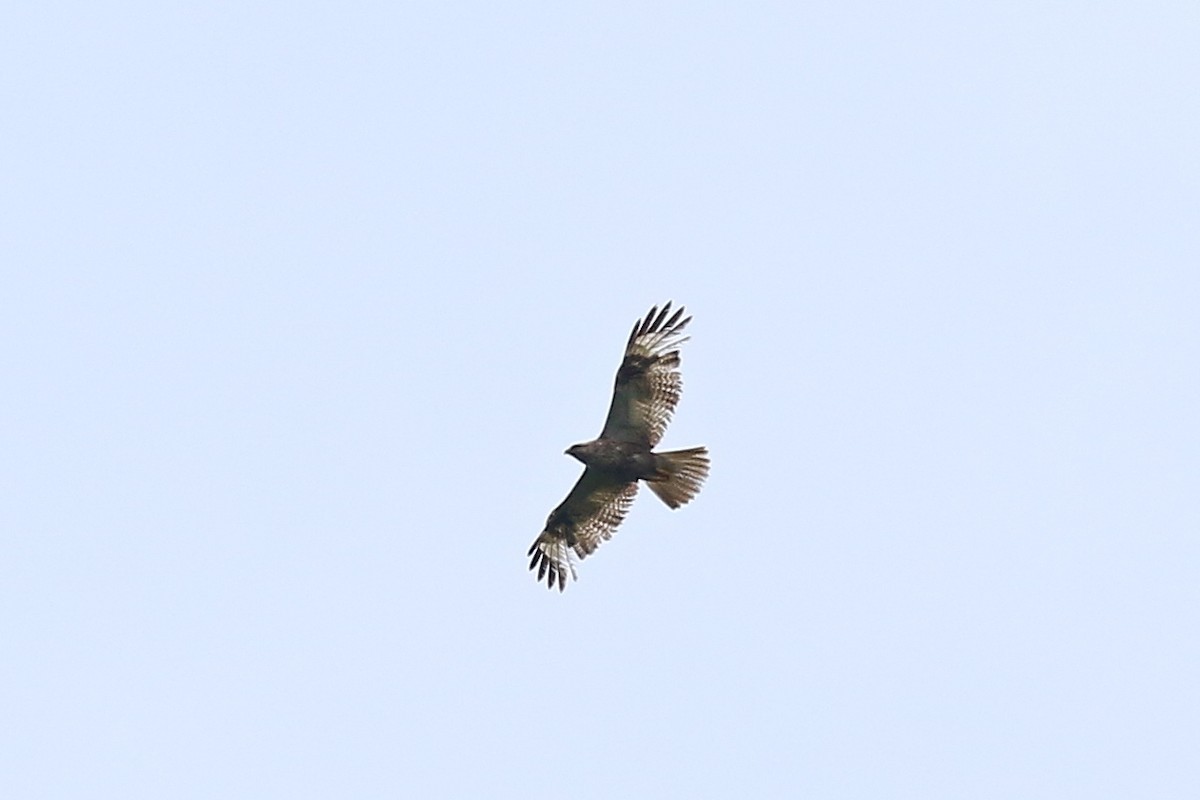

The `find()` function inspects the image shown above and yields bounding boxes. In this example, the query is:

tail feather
[646,446,709,509]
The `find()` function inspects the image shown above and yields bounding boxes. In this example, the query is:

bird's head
[565,443,588,462]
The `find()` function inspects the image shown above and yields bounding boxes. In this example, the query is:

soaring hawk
[528,302,709,591]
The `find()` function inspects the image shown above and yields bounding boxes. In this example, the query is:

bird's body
[566,439,657,480]
[528,302,709,591]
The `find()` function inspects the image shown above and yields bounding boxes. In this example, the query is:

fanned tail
[646,446,710,509]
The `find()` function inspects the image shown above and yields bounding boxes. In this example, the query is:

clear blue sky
[4,3,1198,797]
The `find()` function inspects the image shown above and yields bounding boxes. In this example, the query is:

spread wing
[528,469,640,591]
[598,302,692,447]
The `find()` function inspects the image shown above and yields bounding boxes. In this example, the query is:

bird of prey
[528,302,709,591]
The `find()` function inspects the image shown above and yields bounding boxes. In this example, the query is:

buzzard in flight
[528,302,709,591]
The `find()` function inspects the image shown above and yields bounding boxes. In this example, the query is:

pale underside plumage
[528,302,705,591]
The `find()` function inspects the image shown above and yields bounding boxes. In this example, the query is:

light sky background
[3,2,1198,798]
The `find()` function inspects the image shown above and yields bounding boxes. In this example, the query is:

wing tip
[631,301,690,343]
[528,538,574,592]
